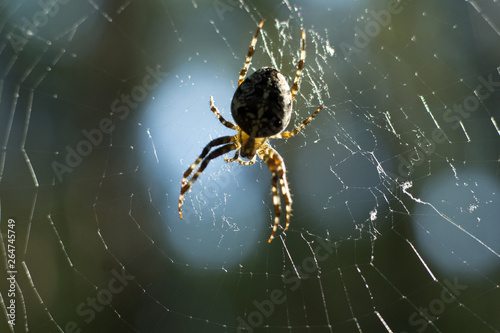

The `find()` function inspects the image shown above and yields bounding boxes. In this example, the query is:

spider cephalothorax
[179,20,322,242]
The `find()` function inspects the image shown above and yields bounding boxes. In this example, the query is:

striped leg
[291,30,306,101]
[238,20,265,86]
[225,150,257,166]
[180,136,234,187]
[268,146,292,234]
[210,96,238,130]
[271,105,323,139]
[179,136,236,218]
[237,154,256,166]
[258,147,282,243]
[224,150,239,163]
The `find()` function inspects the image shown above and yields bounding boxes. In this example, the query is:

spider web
[0,0,500,332]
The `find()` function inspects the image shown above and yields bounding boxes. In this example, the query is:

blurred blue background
[1,0,499,332]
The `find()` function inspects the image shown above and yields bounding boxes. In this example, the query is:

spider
[178,20,322,243]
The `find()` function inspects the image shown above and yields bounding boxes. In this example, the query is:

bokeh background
[1,0,500,332]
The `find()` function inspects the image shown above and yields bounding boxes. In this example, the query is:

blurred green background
[1,0,500,332]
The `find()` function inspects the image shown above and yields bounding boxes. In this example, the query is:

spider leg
[291,30,306,101]
[225,150,257,166]
[268,146,292,240]
[225,150,239,163]
[271,105,323,139]
[270,147,292,235]
[237,154,256,166]
[181,136,234,186]
[179,136,237,218]
[210,96,238,130]
[258,147,282,243]
[238,20,265,86]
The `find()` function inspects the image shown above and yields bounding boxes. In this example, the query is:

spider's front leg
[179,136,237,218]
[258,146,292,243]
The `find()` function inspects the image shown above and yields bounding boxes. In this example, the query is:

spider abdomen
[231,67,292,138]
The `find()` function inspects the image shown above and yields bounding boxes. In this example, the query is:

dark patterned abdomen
[231,67,292,138]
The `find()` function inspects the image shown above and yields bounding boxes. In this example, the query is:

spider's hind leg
[238,20,265,86]
[271,105,323,139]
[291,29,306,101]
